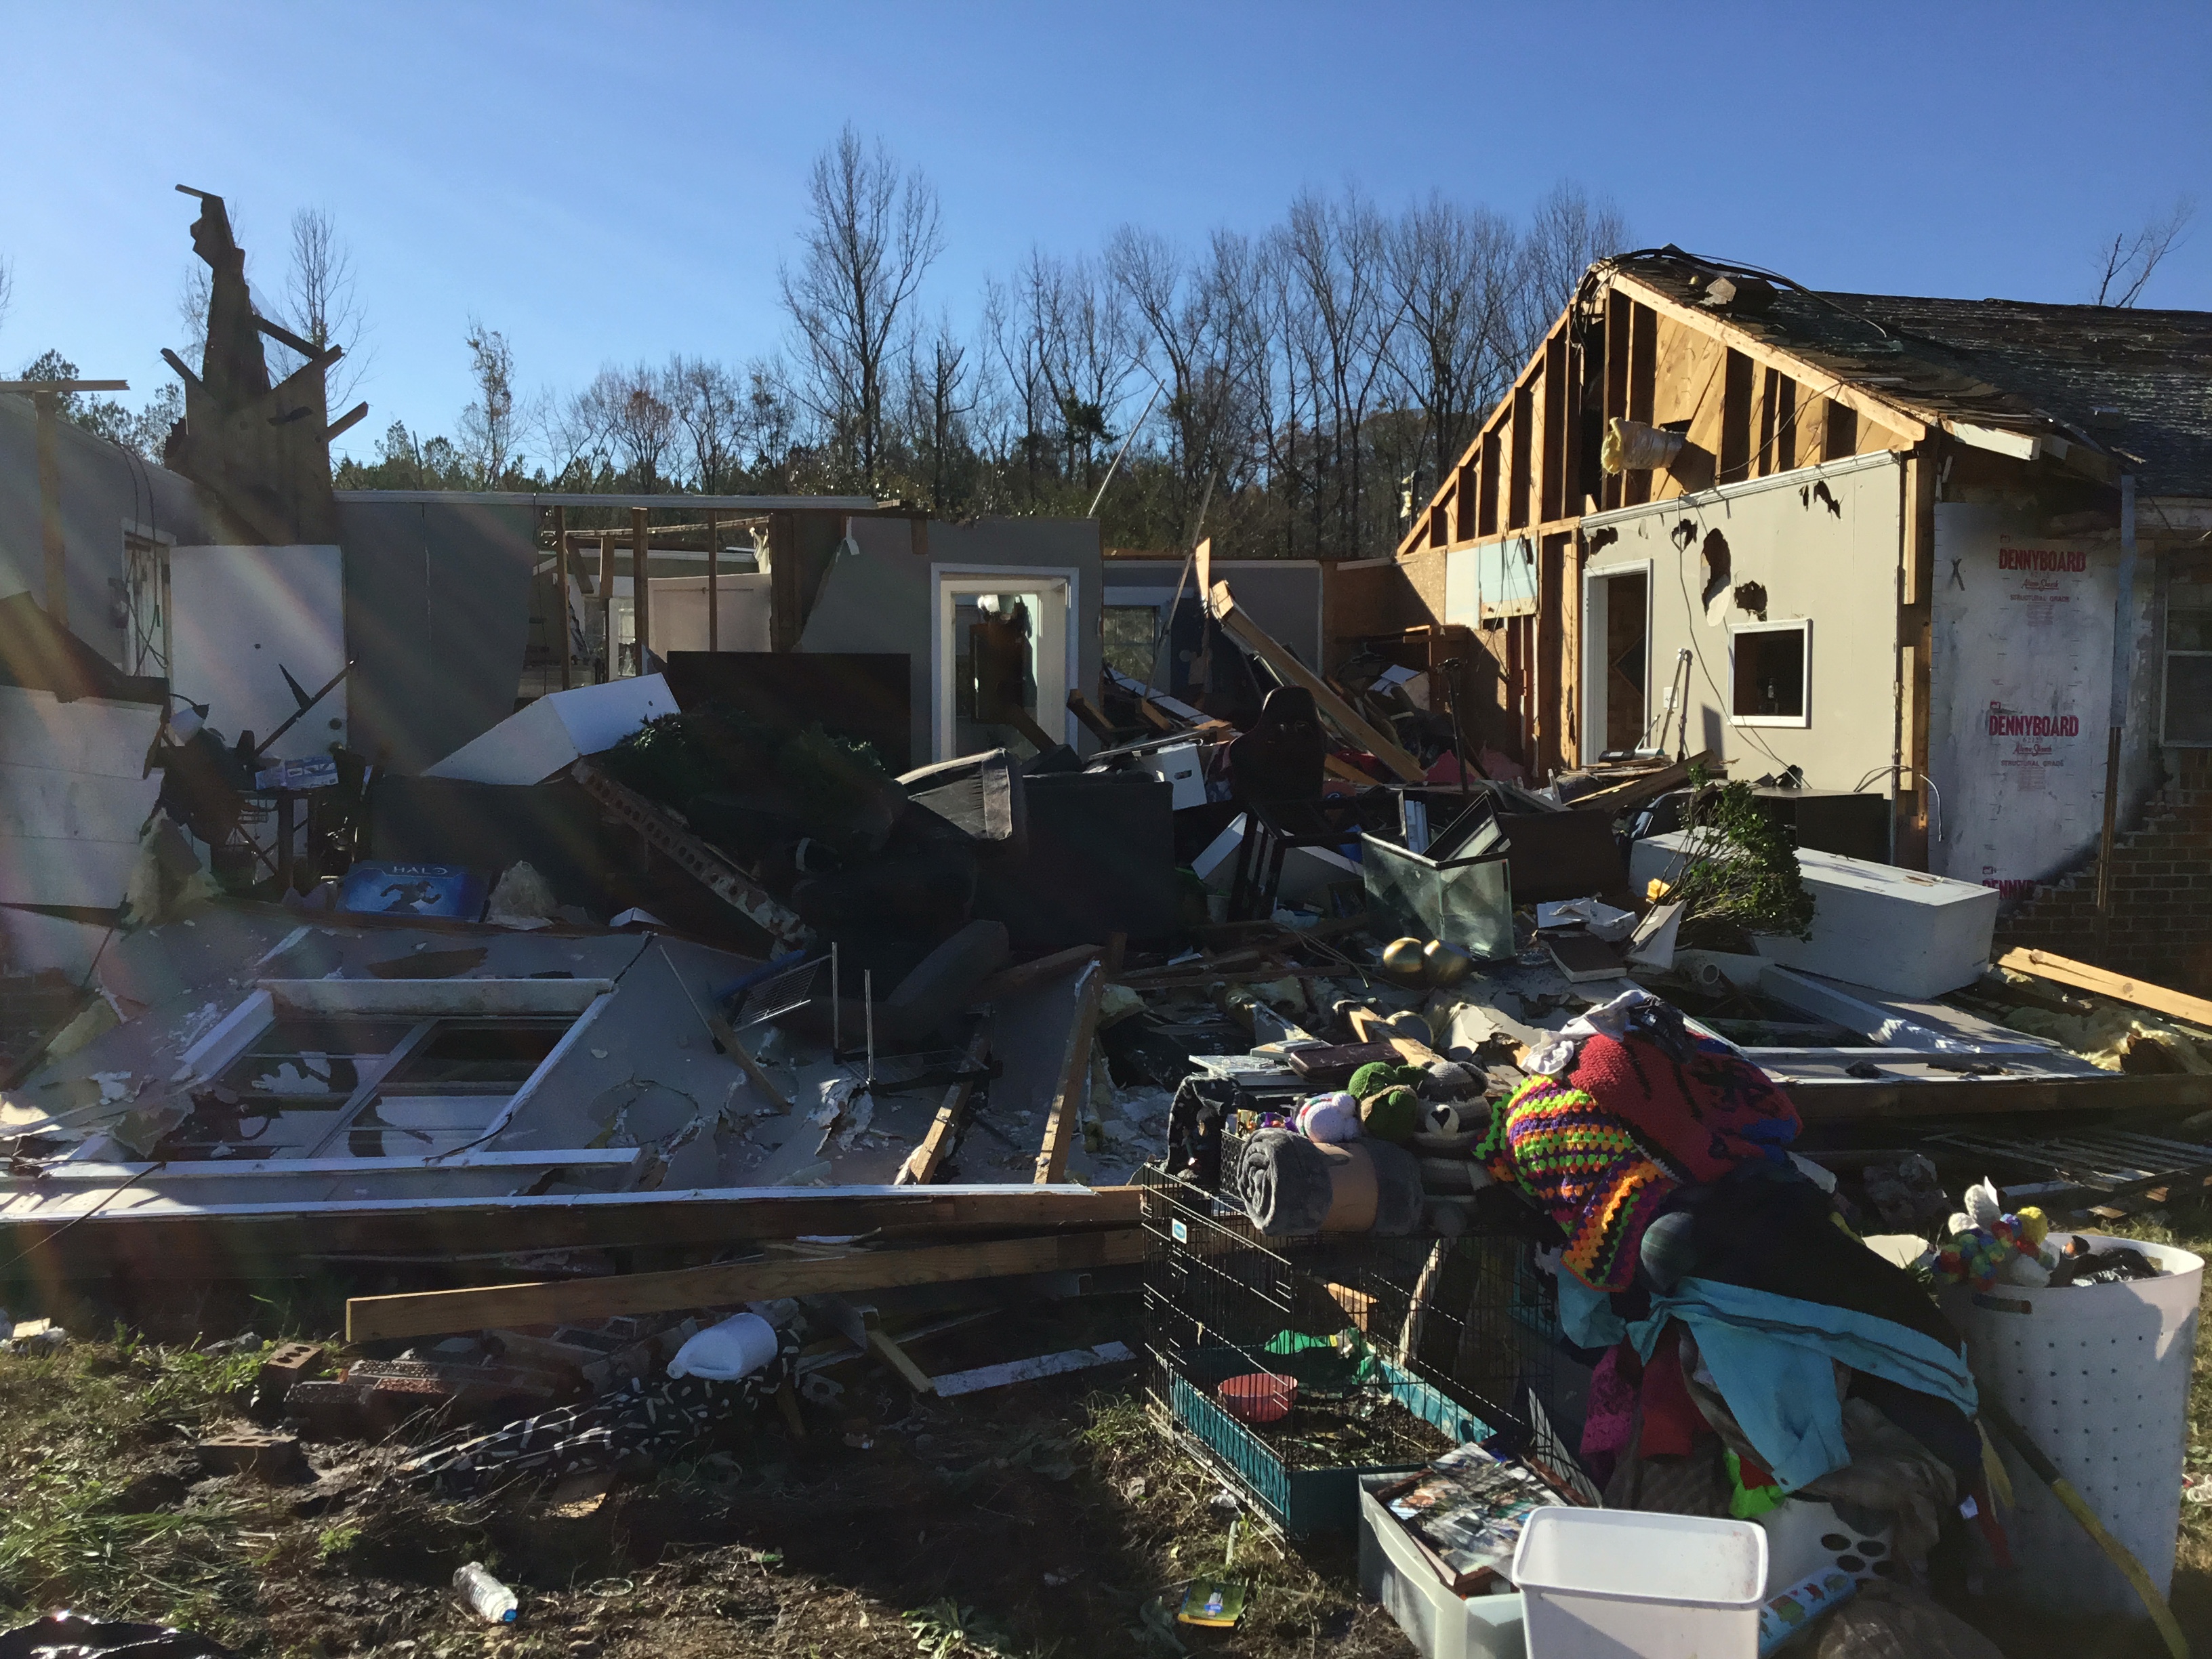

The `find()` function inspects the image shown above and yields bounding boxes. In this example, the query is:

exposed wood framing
[1212,581,1427,781]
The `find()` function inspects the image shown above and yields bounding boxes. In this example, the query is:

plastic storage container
[1357,1474,1527,1659]
[1943,1231,2203,1616]
[1511,1508,1766,1658]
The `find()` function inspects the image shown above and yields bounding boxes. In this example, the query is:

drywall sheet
[649,575,773,653]
[169,545,345,762]
[340,499,537,773]
[1445,537,1538,624]
[0,685,162,907]
[1929,503,2114,894]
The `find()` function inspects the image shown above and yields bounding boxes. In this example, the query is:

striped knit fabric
[1478,1074,1680,1292]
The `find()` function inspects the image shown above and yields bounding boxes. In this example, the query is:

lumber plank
[868,1328,936,1394]
[346,1227,1145,1343]
[897,1032,990,1185]
[1,1183,1143,1282]
[1996,948,2212,1033]
[1034,965,1107,1184]
[1209,582,1426,783]
[1573,751,1718,811]
[1347,1006,1445,1067]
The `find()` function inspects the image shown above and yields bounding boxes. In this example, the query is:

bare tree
[905,310,976,512]
[669,356,748,494]
[0,253,12,342]
[1278,186,1402,554]
[456,318,518,485]
[1511,181,1629,363]
[779,124,944,491]
[273,207,370,406]
[1107,226,1263,546]
[592,364,678,491]
[1387,193,1520,499]
[2093,199,2196,306]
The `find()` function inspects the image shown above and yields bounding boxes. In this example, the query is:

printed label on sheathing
[1971,1292,2034,1315]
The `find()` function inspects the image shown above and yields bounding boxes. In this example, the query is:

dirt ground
[4,1206,2211,1659]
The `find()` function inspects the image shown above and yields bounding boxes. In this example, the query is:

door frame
[1582,557,1654,760]
[930,565,1080,762]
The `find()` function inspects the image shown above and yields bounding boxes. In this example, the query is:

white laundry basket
[1511,1508,1765,1658]
[1944,1233,2202,1616]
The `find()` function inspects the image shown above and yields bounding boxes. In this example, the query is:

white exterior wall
[1580,453,1904,802]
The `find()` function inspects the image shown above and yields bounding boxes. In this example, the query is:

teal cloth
[1554,1274,1976,1492]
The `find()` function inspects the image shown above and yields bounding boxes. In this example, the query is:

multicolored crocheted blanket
[1478,1015,1798,1292]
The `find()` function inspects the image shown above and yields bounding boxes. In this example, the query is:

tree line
[7,135,2190,561]
[342,125,1629,558]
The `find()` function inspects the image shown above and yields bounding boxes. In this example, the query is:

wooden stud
[868,1328,936,1393]
[1540,332,1570,523]
[1034,966,1107,1184]
[1996,948,2212,1031]
[630,506,651,672]
[1624,304,1658,506]
[1602,291,1632,512]
[597,532,617,682]
[897,1031,991,1186]
[1509,385,1534,530]
[552,506,571,691]
[704,510,718,655]
[344,1227,1145,1343]
[769,510,800,651]
[1477,430,1501,537]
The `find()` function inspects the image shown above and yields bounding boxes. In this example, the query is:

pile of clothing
[1477,989,2000,1649]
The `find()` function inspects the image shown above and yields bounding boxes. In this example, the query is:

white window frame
[1728,617,1814,729]
[1581,558,1655,759]
[932,565,1080,762]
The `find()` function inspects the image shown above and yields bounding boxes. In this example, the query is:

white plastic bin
[1357,1475,1526,1659]
[1942,1232,2203,1616]
[1511,1508,1766,1658]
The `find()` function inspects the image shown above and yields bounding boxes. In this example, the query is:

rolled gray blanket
[1237,1130,1427,1237]
[1238,1128,1335,1236]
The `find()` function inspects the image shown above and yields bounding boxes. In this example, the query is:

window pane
[2166,654,2212,743]
[1734,628,1806,719]
[2169,607,2212,653]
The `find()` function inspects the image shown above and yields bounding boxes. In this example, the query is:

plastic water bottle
[453,1562,518,1624]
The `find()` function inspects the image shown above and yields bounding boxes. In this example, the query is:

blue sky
[6,0,2209,464]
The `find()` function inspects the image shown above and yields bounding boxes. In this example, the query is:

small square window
[1732,621,1810,726]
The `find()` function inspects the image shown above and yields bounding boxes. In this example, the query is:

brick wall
[1992,749,2212,995]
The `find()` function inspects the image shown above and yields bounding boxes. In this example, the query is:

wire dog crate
[1137,1165,1578,1534]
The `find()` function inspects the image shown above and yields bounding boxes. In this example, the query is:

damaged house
[1347,247,2212,991]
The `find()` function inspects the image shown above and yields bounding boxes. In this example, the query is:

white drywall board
[1444,537,1539,626]
[1631,831,1998,999]
[1578,452,1901,786]
[1927,503,2115,895]
[0,689,161,907]
[167,545,346,762]
[0,687,161,778]
[647,575,773,653]
[424,673,676,785]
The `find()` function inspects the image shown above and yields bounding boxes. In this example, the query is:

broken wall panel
[339,499,537,774]
[0,686,163,909]
[169,544,346,761]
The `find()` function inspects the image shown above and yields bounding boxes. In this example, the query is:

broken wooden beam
[1034,964,1107,1184]
[346,1227,1144,1343]
[897,1031,991,1185]
[929,1340,1137,1398]
[1209,580,1425,782]
[977,943,1101,1002]
[1996,947,2212,1033]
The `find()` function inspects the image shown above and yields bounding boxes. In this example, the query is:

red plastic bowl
[1217,1372,1297,1425]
